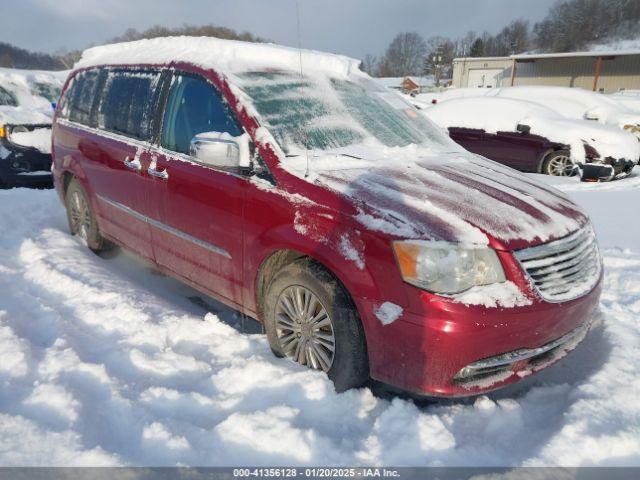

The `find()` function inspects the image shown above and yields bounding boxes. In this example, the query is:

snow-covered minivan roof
[75,36,362,78]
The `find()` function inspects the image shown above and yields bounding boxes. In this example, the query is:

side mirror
[516,123,531,135]
[190,132,249,169]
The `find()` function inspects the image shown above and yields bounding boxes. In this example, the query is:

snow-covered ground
[0,173,639,467]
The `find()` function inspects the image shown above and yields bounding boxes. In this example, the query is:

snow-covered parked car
[422,96,639,180]
[0,67,66,188]
[417,86,640,140]
[52,37,603,397]
[493,86,640,140]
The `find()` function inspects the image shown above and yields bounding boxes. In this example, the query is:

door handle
[123,156,142,171]
[148,165,169,179]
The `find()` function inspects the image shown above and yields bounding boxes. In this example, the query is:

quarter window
[67,69,102,126]
[161,74,242,155]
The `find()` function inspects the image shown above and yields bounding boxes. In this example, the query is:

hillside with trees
[1,0,638,72]
[362,0,640,78]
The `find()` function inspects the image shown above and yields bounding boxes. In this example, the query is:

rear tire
[65,178,110,253]
[542,150,575,177]
[263,258,369,392]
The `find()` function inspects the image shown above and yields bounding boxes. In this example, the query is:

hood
[283,149,588,251]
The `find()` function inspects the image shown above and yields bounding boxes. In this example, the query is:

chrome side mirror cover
[189,132,250,169]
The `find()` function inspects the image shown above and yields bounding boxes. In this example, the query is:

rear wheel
[542,150,575,177]
[263,258,369,392]
[65,178,110,253]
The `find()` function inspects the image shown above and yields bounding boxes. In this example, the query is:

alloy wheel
[275,285,335,372]
[547,154,575,176]
[69,191,91,241]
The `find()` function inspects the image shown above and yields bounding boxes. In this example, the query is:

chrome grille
[515,226,602,302]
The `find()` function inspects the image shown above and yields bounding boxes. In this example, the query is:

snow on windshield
[233,71,452,155]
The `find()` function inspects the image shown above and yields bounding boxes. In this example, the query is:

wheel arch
[255,248,362,323]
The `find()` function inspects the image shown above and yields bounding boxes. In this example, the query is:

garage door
[467,69,504,88]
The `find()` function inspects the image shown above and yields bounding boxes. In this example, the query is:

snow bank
[587,37,640,52]
[0,187,638,466]
[76,36,361,79]
[8,128,52,153]
[423,96,640,162]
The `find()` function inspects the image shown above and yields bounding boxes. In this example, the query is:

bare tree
[378,32,427,77]
[360,54,379,76]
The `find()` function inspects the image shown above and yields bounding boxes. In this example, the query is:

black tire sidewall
[263,258,369,392]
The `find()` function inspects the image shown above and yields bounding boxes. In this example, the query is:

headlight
[393,241,506,294]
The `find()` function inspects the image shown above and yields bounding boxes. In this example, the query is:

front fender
[244,203,410,320]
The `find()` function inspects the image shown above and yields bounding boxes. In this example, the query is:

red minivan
[51,37,603,397]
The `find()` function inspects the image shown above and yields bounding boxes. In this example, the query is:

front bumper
[360,260,602,397]
[579,158,635,182]
[0,124,52,188]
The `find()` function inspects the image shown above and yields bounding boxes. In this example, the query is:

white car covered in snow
[421,96,640,180]
[0,67,66,188]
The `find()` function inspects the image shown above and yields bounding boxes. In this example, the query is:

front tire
[263,258,369,392]
[65,178,109,253]
[542,150,575,177]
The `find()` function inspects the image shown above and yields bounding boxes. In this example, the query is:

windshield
[32,82,62,103]
[0,85,18,107]
[234,71,452,155]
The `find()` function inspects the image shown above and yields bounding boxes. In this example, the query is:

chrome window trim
[96,194,231,260]
[56,118,150,150]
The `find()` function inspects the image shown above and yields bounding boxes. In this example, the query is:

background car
[421,96,639,180]
[0,67,66,188]
[415,86,640,140]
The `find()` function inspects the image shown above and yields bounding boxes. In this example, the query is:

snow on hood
[75,36,361,79]
[8,128,52,154]
[0,107,52,125]
[424,97,640,162]
[282,146,587,249]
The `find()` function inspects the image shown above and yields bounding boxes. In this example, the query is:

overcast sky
[1,0,558,58]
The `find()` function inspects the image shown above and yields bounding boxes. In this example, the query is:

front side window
[161,74,242,155]
[97,69,162,140]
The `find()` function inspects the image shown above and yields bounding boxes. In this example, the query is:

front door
[149,73,247,307]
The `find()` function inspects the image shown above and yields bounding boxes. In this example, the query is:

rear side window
[161,74,242,155]
[0,85,18,106]
[98,70,162,140]
[65,70,103,126]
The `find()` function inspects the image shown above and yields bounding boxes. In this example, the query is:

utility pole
[433,45,444,87]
